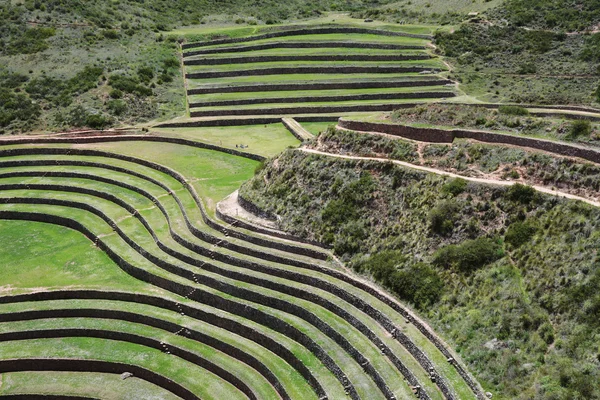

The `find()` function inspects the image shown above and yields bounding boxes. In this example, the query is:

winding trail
[298,148,600,207]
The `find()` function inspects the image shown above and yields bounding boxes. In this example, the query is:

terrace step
[185,66,440,79]
[187,79,453,95]
[188,91,455,109]
[282,118,314,141]
[184,42,426,57]
[182,26,431,50]
[184,54,434,65]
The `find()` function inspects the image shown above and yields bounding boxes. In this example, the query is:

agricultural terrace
[180,25,456,119]
[0,22,484,400]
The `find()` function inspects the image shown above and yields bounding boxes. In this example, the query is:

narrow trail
[298,148,600,208]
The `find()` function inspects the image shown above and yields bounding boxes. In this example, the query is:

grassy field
[152,124,301,157]
[188,85,454,103]
[0,136,481,399]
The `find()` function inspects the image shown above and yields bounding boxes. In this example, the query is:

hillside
[1,0,599,399]
[240,128,600,399]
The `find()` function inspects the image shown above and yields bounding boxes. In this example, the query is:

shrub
[505,183,536,204]
[108,74,152,96]
[499,105,529,116]
[428,201,459,235]
[432,237,504,272]
[388,262,444,309]
[107,99,126,116]
[102,29,120,39]
[442,178,467,196]
[0,88,41,129]
[518,62,537,74]
[353,251,443,309]
[137,66,154,83]
[109,89,123,99]
[85,113,112,129]
[505,220,537,247]
[567,120,592,140]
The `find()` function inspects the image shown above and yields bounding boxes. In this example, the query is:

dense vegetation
[0,2,185,133]
[432,0,600,106]
[241,145,600,399]
[1,0,398,133]
[392,104,600,143]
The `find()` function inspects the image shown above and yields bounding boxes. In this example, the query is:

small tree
[567,120,592,140]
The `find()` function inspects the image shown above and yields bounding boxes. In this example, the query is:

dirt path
[298,148,600,207]
[217,190,280,230]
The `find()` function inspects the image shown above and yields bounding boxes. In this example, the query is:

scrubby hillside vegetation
[353,0,600,106]
[0,0,394,134]
[240,134,600,399]
[433,0,600,106]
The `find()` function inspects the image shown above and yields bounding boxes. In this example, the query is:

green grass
[72,141,260,209]
[0,371,181,400]
[0,220,147,293]
[0,338,247,400]
[0,317,280,400]
[152,123,301,157]
[200,32,429,47]
[187,85,454,103]
[185,47,429,57]
[193,97,443,112]
[170,14,439,38]
[184,58,446,72]
[186,73,437,87]
[299,122,335,135]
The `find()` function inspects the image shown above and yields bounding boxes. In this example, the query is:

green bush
[101,29,120,39]
[107,99,126,116]
[517,62,537,74]
[109,89,123,99]
[442,178,467,196]
[505,220,537,247]
[108,74,152,96]
[432,237,504,273]
[428,201,459,235]
[0,88,41,129]
[85,113,112,129]
[137,66,154,83]
[499,105,529,116]
[354,252,443,310]
[567,120,592,140]
[505,183,536,204]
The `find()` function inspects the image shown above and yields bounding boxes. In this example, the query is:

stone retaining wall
[0,211,354,400]
[0,358,198,400]
[184,54,433,65]
[0,289,324,399]
[338,119,600,164]
[157,117,338,129]
[190,103,421,118]
[184,42,425,57]
[0,146,330,259]
[188,79,451,95]
[0,135,264,162]
[0,308,287,399]
[0,193,442,400]
[0,329,256,400]
[189,92,455,109]
[185,66,438,80]
[237,192,278,220]
[182,27,431,50]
